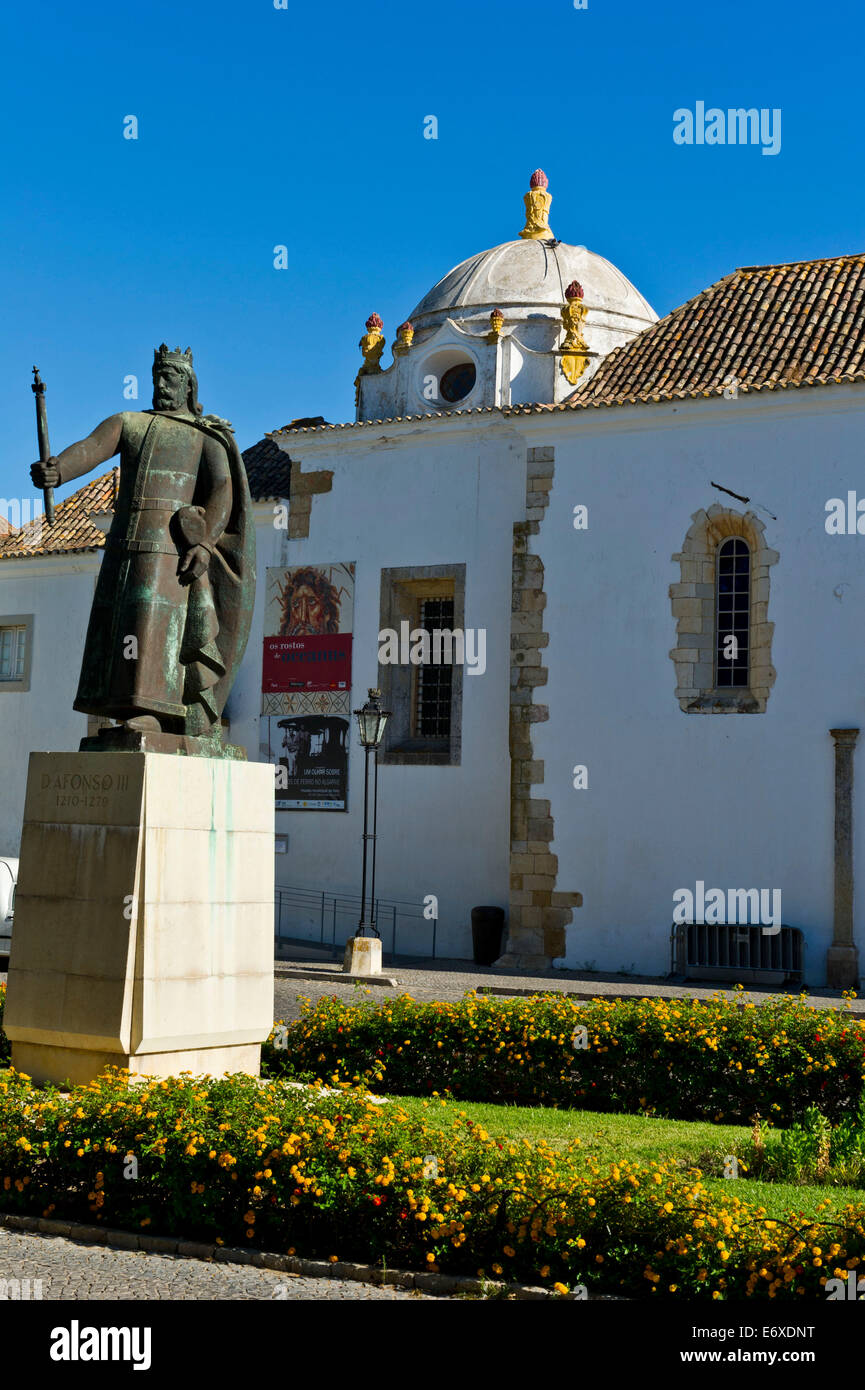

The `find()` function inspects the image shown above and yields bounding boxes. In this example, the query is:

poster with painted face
[262,562,355,696]
[260,713,350,811]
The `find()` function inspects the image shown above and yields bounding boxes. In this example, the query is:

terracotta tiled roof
[0,469,117,561]
[242,436,291,501]
[569,253,865,408]
[243,421,328,499]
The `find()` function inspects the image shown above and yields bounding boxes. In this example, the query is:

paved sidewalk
[273,958,865,1024]
[0,1228,440,1301]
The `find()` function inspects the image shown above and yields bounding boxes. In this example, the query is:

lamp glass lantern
[354,688,390,748]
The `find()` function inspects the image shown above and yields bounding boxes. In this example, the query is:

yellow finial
[560,281,590,385]
[392,321,414,357]
[519,169,553,241]
[354,313,386,408]
[487,308,505,343]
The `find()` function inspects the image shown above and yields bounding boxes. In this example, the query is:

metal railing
[670,922,804,984]
[275,885,436,963]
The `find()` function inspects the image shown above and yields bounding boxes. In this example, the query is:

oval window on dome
[439,361,476,403]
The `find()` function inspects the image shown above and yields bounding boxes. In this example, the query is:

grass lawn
[394,1093,865,1221]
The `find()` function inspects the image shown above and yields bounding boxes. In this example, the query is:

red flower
[372,1196,382,1206]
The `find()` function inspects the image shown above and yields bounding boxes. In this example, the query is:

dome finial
[392,320,414,357]
[354,313,386,409]
[561,283,590,385]
[487,308,505,343]
[520,169,553,241]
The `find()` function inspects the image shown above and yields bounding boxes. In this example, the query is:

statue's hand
[31,458,60,489]
[178,543,211,585]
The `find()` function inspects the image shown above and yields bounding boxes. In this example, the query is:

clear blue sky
[1,0,862,506]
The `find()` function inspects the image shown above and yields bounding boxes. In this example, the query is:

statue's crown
[154,343,194,372]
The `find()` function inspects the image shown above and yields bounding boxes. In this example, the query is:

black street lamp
[353,688,391,938]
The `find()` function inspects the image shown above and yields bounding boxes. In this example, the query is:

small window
[0,625,27,683]
[715,538,750,687]
[414,598,455,738]
[378,566,465,765]
[439,362,476,403]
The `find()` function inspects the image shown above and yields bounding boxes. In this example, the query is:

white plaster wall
[5,383,862,980]
[531,384,865,985]
[228,425,527,958]
[0,558,97,855]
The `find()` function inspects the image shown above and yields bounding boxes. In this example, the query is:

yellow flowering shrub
[263,990,865,1125]
[0,1065,864,1298]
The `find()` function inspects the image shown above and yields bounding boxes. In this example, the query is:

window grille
[715,538,749,687]
[415,598,454,738]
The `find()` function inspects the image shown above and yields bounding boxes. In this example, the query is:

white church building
[3,169,865,987]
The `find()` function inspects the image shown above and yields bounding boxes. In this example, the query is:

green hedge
[1,1066,864,1299]
[263,989,865,1125]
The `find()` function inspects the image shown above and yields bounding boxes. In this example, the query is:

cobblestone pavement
[0,1229,439,1300]
[273,957,865,1024]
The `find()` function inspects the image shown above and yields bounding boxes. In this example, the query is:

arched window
[669,504,778,714]
[715,537,750,688]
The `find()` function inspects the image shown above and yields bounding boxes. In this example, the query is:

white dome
[409,238,657,351]
[353,189,659,421]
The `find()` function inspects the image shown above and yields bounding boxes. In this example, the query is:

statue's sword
[31,366,55,526]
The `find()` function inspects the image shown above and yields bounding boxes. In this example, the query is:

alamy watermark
[378,621,486,675]
[1,496,45,546]
[0,1277,43,1299]
[50,1323,151,1370]
[825,493,865,534]
[673,103,781,157]
[673,881,782,934]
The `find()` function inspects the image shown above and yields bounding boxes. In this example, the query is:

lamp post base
[343,936,383,976]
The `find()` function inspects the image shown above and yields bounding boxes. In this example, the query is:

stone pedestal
[343,936,382,976]
[3,751,274,1086]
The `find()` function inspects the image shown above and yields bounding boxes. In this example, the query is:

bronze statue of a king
[30,346,255,757]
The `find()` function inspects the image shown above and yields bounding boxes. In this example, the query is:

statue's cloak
[180,414,256,729]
